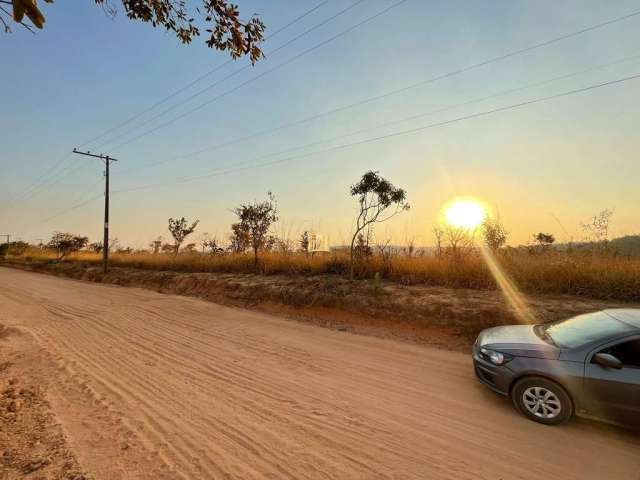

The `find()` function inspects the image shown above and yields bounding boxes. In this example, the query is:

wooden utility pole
[72,148,118,273]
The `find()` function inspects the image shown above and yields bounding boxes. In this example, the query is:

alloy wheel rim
[522,386,562,419]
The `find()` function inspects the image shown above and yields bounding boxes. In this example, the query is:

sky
[1,0,640,249]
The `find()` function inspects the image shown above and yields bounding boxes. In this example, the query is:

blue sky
[1,0,640,248]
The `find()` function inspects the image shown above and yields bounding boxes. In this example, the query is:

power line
[3,1,333,210]
[80,0,331,149]
[34,71,640,233]
[114,72,640,194]
[109,7,640,158]
[105,0,411,152]
[38,194,103,224]
[121,51,640,175]
[92,0,365,151]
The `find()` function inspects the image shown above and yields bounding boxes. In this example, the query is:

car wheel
[511,376,573,425]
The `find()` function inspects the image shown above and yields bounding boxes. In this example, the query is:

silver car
[473,309,640,427]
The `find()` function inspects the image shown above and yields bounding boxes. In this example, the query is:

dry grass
[10,247,640,302]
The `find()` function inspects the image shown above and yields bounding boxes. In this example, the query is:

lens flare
[443,199,486,229]
[479,245,538,324]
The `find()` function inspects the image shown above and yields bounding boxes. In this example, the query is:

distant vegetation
[1,170,639,303]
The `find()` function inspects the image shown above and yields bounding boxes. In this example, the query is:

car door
[582,336,640,426]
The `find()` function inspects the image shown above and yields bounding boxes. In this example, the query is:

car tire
[511,376,573,426]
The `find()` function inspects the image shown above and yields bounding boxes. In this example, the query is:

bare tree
[581,209,614,243]
[2,0,265,63]
[482,216,508,252]
[443,225,476,259]
[404,235,416,257]
[349,171,409,279]
[433,227,444,258]
[168,217,199,256]
[232,192,278,270]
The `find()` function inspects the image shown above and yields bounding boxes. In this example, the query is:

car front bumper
[472,342,516,396]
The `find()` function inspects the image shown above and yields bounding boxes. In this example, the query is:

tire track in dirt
[0,267,638,480]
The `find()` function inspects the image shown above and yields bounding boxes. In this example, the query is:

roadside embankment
[3,259,637,350]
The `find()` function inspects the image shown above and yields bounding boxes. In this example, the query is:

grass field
[9,247,640,302]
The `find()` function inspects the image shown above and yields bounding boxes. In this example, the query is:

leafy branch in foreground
[2,0,265,62]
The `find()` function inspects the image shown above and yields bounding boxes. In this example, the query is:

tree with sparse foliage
[150,236,163,254]
[581,209,614,244]
[0,241,28,257]
[482,216,508,252]
[88,241,104,253]
[168,217,199,256]
[202,237,224,254]
[299,231,310,254]
[232,192,278,269]
[229,222,250,253]
[47,232,88,260]
[349,171,409,279]
[2,1,265,63]
[533,232,555,250]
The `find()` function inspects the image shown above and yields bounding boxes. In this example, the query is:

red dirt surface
[0,267,639,479]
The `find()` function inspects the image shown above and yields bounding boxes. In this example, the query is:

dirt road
[0,267,638,479]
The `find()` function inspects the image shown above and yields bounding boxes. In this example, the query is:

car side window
[600,339,640,368]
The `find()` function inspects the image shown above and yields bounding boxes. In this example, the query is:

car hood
[477,325,560,359]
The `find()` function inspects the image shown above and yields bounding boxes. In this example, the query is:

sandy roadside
[0,267,638,479]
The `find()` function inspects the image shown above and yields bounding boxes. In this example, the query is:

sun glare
[443,199,487,229]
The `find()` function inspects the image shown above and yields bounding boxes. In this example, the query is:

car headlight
[480,347,513,366]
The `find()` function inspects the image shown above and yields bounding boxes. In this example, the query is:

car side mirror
[593,353,623,370]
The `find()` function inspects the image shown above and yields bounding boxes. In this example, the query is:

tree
[581,209,614,243]
[349,171,409,279]
[183,242,197,253]
[443,224,475,259]
[150,236,163,254]
[232,192,278,269]
[0,241,28,257]
[88,241,104,253]
[47,232,88,260]
[299,231,310,254]
[168,217,199,256]
[229,222,250,253]
[533,232,555,250]
[482,216,508,252]
[433,227,444,258]
[2,1,265,63]
[202,237,224,254]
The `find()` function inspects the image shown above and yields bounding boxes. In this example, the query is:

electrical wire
[114,72,640,193]
[79,0,331,149]
[105,0,411,152]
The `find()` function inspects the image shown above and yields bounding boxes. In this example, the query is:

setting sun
[443,199,487,229]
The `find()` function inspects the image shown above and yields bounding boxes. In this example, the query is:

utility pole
[0,234,12,245]
[72,148,118,273]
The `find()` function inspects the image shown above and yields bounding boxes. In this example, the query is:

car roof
[602,309,640,329]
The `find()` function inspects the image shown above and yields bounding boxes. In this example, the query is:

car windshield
[542,312,633,349]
